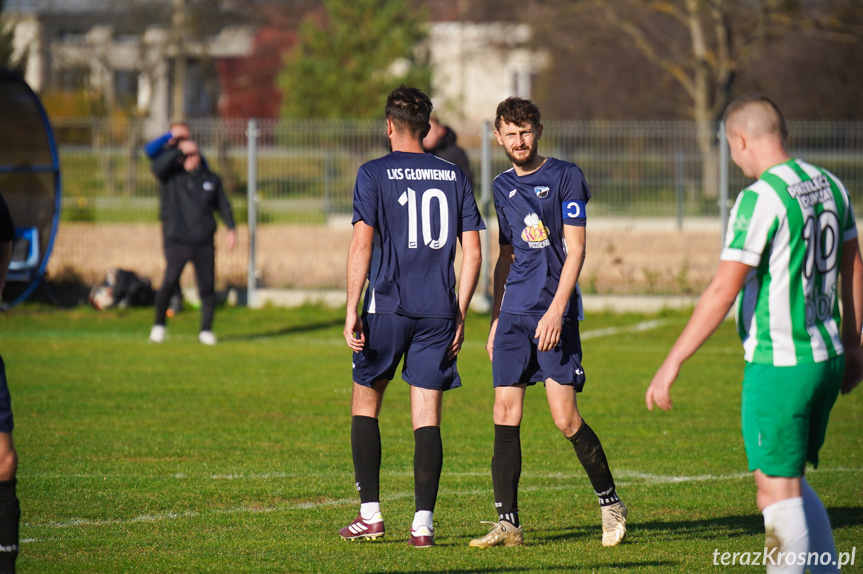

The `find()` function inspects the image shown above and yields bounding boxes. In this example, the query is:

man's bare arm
[448,231,482,359]
[344,221,374,351]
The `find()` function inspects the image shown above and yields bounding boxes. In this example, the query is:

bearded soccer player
[470,97,627,548]
[647,94,863,574]
[340,86,484,547]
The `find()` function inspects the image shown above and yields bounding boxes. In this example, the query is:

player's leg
[341,314,404,541]
[541,317,626,546]
[745,362,808,573]
[340,379,390,541]
[491,385,525,526]
[0,358,18,573]
[409,386,442,547]
[545,380,627,546]
[402,316,461,547]
[151,240,189,342]
[797,358,843,573]
[471,313,529,548]
[755,472,810,574]
[742,359,841,574]
[470,385,526,548]
[190,242,216,344]
[800,477,839,574]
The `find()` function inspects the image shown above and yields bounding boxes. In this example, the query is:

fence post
[718,122,729,247]
[675,149,684,230]
[246,118,259,309]
[475,121,493,313]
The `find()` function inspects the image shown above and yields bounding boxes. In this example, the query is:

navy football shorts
[491,312,585,390]
[0,356,14,433]
[352,313,461,391]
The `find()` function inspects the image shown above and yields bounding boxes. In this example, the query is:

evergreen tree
[278,0,431,119]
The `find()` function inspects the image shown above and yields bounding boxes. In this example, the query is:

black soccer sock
[0,479,19,574]
[413,426,443,512]
[568,421,620,506]
[491,424,521,526]
[351,416,381,504]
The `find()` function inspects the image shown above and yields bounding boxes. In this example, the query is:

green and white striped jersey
[721,159,857,366]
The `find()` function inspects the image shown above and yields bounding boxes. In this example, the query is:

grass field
[1,304,861,573]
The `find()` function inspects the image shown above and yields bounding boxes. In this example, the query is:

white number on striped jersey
[398,187,449,250]
[802,211,839,279]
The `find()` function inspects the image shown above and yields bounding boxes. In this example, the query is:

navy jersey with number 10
[493,157,590,318]
[352,151,486,318]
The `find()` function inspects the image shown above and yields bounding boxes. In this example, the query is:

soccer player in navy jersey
[340,86,485,547]
[469,97,627,548]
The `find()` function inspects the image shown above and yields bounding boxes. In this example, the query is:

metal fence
[46,118,863,297]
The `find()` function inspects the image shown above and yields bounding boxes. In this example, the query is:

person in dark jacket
[144,122,208,316]
[148,139,236,346]
[423,115,473,186]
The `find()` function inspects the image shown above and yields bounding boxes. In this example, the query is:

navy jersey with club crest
[352,151,485,318]
[493,157,590,318]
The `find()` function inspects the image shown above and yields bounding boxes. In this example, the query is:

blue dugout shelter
[0,68,61,308]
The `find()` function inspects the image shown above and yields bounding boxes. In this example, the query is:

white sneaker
[149,325,166,343]
[601,501,628,547]
[198,330,217,345]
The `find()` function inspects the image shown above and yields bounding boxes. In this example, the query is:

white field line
[26,466,863,482]
[580,319,667,340]
[1,318,670,349]
[27,467,860,532]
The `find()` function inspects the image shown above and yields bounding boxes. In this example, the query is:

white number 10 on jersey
[399,187,449,249]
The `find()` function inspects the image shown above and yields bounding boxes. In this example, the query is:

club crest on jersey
[733,215,750,232]
[521,213,550,249]
[534,186,549,198]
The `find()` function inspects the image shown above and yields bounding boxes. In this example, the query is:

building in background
[425,21,547,127]
[3,0,252,135]
[2,1,543,132]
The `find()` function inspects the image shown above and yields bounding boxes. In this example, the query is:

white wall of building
[426,22,548,125]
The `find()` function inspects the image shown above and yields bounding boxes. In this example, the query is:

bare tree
[522,0,863,196]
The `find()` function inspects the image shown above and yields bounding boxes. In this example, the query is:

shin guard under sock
[492,424,521,526]
[569,421,620,506]
[351,416,381,503]
[414,426,443,512]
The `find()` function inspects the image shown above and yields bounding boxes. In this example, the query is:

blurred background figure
[144,122,210,317]
[423,115,473,186]
[147,138,237,346]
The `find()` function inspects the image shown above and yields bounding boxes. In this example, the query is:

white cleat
[198,330,218,345]
[149,325,166,343]
[601,501,628,547]
[469,521,524,548]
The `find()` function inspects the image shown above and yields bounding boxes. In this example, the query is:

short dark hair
[495,97,541,130]
[385,85,433,139]
[724,93,787,139]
